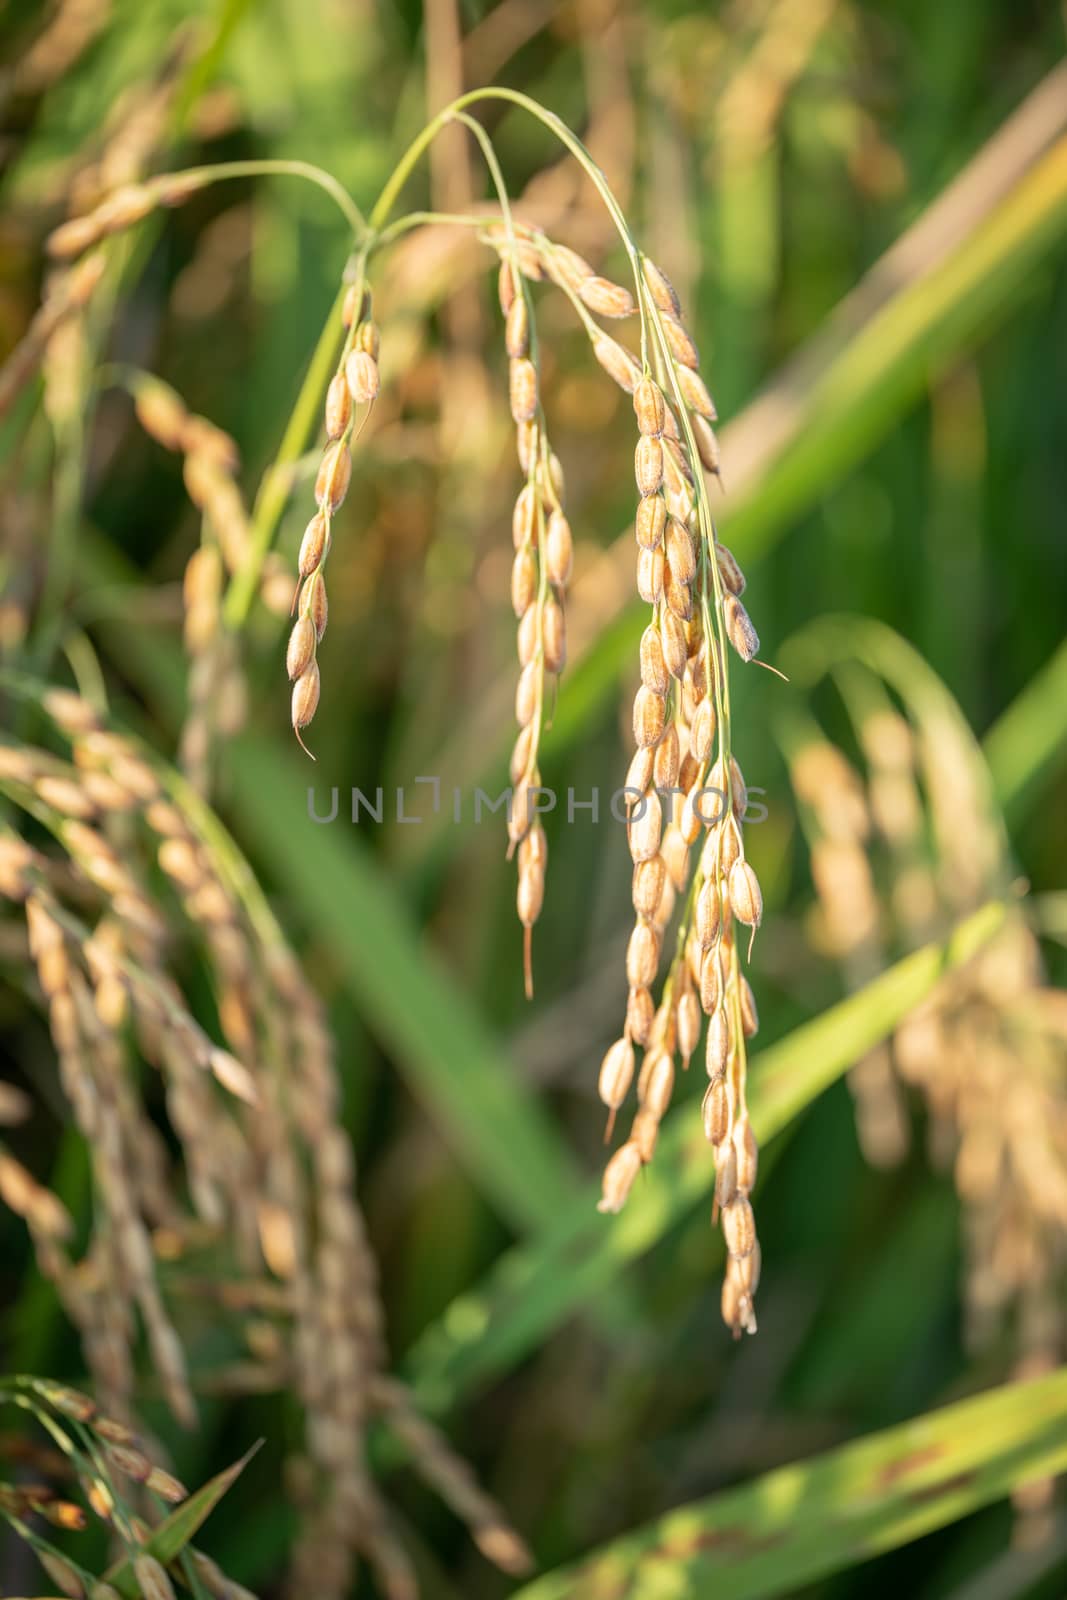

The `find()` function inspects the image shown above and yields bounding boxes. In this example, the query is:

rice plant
[2,4,1065,1598]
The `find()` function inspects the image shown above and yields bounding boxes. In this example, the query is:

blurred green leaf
[984,634,1067,821]
[723,132,1067,562]
[226,735,584,1233]
[512,1367,1067,1600]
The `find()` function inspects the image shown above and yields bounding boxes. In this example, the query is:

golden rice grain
[579,276,636,318]
[508,357,538,424]
[642,257,682,317]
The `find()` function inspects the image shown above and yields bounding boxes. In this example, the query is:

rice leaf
[512,1367,1067,1600]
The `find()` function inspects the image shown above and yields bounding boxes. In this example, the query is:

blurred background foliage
[2,0,1067,1595]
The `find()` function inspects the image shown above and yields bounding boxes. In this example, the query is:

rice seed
[509,357,538,424]
[703,1075,729,1145]
[514,239,548,280]
[39,1551,84,1597]
[517,856,544,928]
[662,315,699,369]
[655,876,677,929]
[549,243,595,291]
[737,1238,761,1296]
[725,594,760,662]
[315,442,351,513]
[633,376,666,437]
[324,374,352,439]
[298,513,330,578]
[635,494,666,550]
[626,920,660,988]
[635,435,664,497]
[513,603,537,665]
[208,1047,258,1104]
[641,1050,675,1118]
[663,436,694,490]
[699,947,722,1011]
[722,1272,755,1339]
[598,1141,642,1213]
[625,744,654,797]
[511,549,537,616]
[690,697,716,763]
[661,610,688,678]
[512,483,536,548]
[134,379,188,452]
[652,724,680,790]
[302,572,328,639]
[39,1382,96,1421]
[631,1107,659,1163]
[579,276,635,318]
[636,546,664,604]
[639,625,668,694]
[357,319,381,359]
[679,788,705,847]
[642,257,681,317]
[509,724,534,783]
[691,412,720,475]
[648,1001,678,1057]
[342,283,369,326]
[593,333,641,392]
[542,596,566,673]
[345,349,380,405]
[722,1195,756,1258]
[145,1466,187,1503]
[515,661,538,726]
[739,976,759,1037]
[714,1144,738,1211]
[715,542,746,596]
[291,663,320,747]
[721,755,748,818]
[677,989,701,1067]
[660,823,689,891]
[720,816,742,872]
[598,1037,635,1110]
[625,984,655,1044]
[706,1006,730,1077]
[734,1115,759,1191]
[665,517,697,584]
[519,818,547,875]
[632,856,666,919]
[47,213,106,260]
[628,788,663,863]
[729,858,763,928]
[106,1441,153,1483]
[677,365,717,420]
[663,562,693,622]
[498,259,517,314]
[286,615,316,681]
[545,509,573,585]
[133,1554,176,1600]
[632,686,666,748]
[505,295,529,358]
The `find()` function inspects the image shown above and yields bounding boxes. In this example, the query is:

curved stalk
[160,158,367,238]
[370,87,649,364]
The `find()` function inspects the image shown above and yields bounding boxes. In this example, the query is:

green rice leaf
[512,1367,1067,1600]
